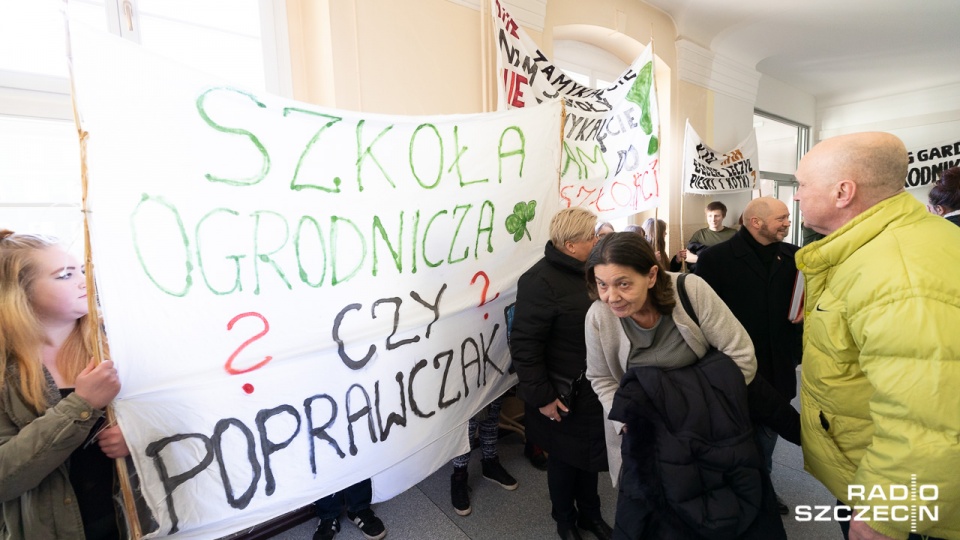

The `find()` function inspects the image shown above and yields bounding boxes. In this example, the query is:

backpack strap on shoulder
[676,273,700,327]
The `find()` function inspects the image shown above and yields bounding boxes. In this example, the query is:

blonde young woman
[0,231,127,539]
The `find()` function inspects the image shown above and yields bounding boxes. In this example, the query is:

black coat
[695,228,802,400]
[510,241,607,472]
[609,353,786,540]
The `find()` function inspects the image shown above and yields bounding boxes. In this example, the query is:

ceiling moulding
[676,39,760,104]
[449,0,547,33]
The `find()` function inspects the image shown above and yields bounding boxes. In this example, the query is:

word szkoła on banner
[68,18,562,539]
[682,120,758,194]
[491,0,661,220]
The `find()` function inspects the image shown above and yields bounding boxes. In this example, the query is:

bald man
[794,132,960,540]
[695,196,802,515]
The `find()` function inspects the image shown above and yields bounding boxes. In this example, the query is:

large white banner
[905,138,960,190]
[682,121,758,194]
[68,20,562,539]
[491,0,661,219]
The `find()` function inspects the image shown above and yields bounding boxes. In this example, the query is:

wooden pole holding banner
[560,101,567,160]
[647,33,682,272]
[78,132,144,540]
[653,205,659,258]
[479,0,494,113]
[66,17,143,540]
[560,100,567,196]
[78,130,143,539]
[680,193,687,273]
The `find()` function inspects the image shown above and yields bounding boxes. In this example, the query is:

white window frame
[553,39,628,89]
[1,0,293,238]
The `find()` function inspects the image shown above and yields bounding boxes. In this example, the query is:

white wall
[818,83,960,139]
[755,75,816,128]
[818,82,960,203]
[676,52,818,235]
[708,92,756,227]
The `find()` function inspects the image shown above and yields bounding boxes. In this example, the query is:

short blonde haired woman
[511,208,612,540]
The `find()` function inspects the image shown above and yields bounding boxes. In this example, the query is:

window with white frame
[553,39,627,90]
[0,0,290,245]
[753,111,810,245]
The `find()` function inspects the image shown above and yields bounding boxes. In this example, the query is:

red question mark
[225,312,273,394]
[470,271,500,320]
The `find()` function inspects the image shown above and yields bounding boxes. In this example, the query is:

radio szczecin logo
[795,475,938,532]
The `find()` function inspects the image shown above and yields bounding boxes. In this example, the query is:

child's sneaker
[312,517,340,540]
[346,508,386,540]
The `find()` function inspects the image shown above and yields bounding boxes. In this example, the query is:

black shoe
[313,517,340,540]
[558,524,585,540]
[451,468,472,516]
[776,494,789,515]
[481,457,518,490]
[346,508,386,540]
[524,442,549,471]
[577,517,612,540]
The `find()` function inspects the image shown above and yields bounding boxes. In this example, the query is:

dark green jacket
[1,367,102,540]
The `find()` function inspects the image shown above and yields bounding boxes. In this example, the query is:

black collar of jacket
[732,227,787,278]
[544,241,586,275]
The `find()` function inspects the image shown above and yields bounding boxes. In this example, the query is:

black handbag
[557,369,585,418]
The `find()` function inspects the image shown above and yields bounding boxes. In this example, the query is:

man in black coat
[695,197,803,516]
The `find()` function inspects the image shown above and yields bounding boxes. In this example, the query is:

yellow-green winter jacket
[796,192,960,540]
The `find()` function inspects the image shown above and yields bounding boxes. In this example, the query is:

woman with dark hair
[583,232,789,539]
[928,166,960,226]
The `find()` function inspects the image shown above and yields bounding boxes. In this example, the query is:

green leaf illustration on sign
[505,200,537,242]
[625,61,659,156]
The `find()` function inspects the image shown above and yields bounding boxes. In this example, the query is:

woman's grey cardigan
[585,272,757,487]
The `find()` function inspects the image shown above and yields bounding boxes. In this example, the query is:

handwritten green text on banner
[69,20,562,540]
